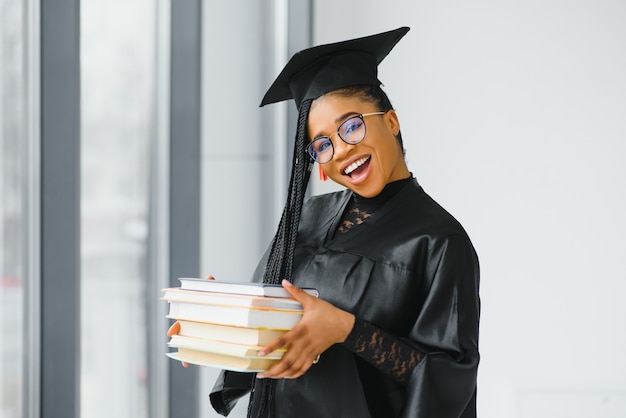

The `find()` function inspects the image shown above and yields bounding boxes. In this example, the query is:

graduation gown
[211,178,480,417]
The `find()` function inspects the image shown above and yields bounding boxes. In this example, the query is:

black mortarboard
[260,26,410,108]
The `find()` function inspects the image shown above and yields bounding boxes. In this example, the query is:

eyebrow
[312,111,360,139]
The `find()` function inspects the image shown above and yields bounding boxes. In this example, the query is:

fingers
[257,335,288,359]
[206,275,215,280]
[167,321,189,367]
[167,321,180,337]
[257,350,318,379]
[281,279,316,307]
[256,328,320,379]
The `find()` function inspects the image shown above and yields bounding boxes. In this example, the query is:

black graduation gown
[211,179,480,417]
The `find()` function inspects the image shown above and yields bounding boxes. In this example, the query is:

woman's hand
[256,279,355,379]
[167,275,216,368]
[167,321,189,367]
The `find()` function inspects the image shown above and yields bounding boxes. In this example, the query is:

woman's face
[308,93,410,198]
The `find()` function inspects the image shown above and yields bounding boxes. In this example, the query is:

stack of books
[162,278,319,372]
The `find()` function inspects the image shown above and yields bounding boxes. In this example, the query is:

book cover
[166,347,280,372]
[178,278,320,298]
[161,287,304,311]
[168,334,284,358]
[167,300,302,330]
[177,320,287,346]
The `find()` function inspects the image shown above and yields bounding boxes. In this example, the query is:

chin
[353,182,385,198]
[332,174,384,198]
[356,189,381,198]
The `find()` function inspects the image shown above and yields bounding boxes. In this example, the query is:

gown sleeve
[341,231,480,417]
[342,316,423,385]
[209,370,254,416]
[401,233,480,417]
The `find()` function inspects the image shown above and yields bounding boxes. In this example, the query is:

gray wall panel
[40,0,81,417]
[169,1,202,417]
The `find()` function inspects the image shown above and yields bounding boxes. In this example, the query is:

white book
[177,320,287,346]
[167,300,302,330]
[168,334,284,358]
[161,287,304,311]
[178,278,319,298]
[166,348,280,372]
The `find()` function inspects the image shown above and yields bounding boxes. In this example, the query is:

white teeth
[344,156,370,175]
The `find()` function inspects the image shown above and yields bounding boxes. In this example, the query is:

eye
[340,117,364,138]
[312,137,332,152]
[318,138,332,152]
[308,137,333,161]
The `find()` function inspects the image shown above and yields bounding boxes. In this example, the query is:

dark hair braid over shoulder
[251,99,313,418]
[262,99,313,283]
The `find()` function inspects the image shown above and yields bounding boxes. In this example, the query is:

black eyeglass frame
[306,111,387,164]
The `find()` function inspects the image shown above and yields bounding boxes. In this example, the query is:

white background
[201,1,626,417]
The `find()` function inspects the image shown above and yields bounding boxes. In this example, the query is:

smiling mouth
[343,156,371,177]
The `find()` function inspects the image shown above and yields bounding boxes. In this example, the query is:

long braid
[262,98,313,285]
[250,99,313,418]
[283,103,313,280]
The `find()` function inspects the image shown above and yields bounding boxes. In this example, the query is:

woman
[196,27,479,417]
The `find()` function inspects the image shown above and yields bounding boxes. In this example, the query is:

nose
[331,135,352,161]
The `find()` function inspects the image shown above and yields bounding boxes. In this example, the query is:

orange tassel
[318,164,328,181]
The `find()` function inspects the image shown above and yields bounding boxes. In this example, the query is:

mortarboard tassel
[318,163,328,181]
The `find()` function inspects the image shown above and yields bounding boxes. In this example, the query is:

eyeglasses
[306,112,386,164]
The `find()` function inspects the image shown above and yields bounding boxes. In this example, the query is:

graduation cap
[261,26,410,108]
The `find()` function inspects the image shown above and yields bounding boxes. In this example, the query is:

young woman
[185,27,480,417]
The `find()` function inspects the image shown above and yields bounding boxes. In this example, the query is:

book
[161,287,304,311]
[168,334,284,358]
[177,320,287,346]
[178,278,319,298]
[166,347,280,372]
[167,300,303,330]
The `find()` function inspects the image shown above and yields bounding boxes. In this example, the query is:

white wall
[312,1,626,417]
[200,1,626,417]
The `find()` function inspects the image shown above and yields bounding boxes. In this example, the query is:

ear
[385,110,400,136]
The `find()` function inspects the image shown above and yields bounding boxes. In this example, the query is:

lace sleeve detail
[342,317,423,385]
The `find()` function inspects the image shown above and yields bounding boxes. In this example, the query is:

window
[0,1,25,416]
[80,1,156,416]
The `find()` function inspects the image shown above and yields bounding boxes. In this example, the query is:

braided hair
[261,98,314,285]
[250,98,313,418]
